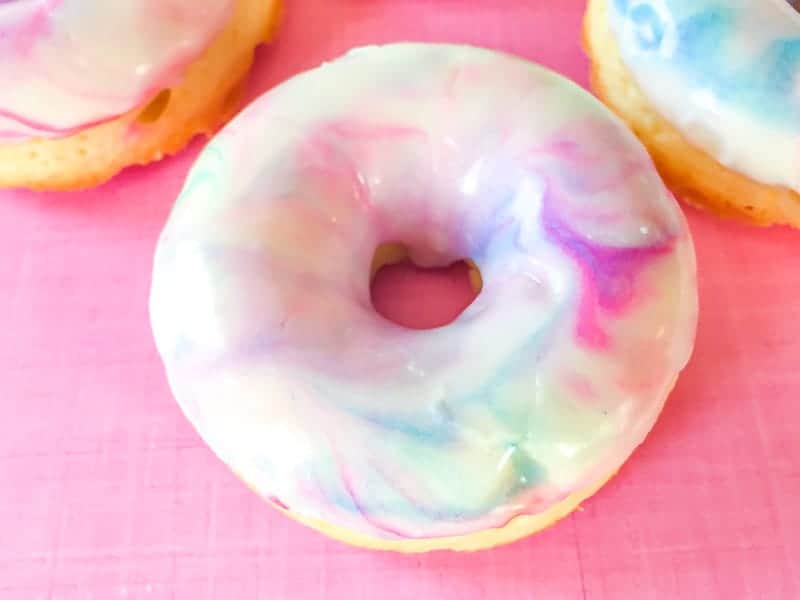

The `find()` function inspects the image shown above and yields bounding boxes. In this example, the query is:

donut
[584,0,800,226]
[0,0,282,191]
[150,44,698,552]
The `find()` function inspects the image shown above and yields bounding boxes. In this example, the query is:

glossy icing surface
[150,44,698,540]
[0,0,234,140]
[608,0,800,192]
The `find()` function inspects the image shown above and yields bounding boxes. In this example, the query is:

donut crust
[583,0,800,227]
[0,0,282,191]
[242,468,617,553]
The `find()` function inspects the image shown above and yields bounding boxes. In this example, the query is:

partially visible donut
[0,0,282,190]
[150,44,698,552]
[585,0,800,226]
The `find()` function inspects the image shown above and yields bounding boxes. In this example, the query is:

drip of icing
[150,44,698,540]
[0,0,235,140]
[607,0,800,192]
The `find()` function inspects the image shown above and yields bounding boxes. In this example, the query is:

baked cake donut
[150,44,698,552]
[585,0,800,226]
[0,0,282,191]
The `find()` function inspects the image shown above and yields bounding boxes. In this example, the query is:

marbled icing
[608,0,800,191]
[0,0,234,140]
[150,44,698,540]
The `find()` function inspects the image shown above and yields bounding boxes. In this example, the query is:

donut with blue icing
[150,44,698,552]
[585,0,800,226]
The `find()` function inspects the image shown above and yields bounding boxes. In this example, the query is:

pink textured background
[1,1,799,598]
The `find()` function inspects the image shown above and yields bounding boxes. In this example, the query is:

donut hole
[136,89,172,124]
[222,81,246,114]
[369,241,482,330]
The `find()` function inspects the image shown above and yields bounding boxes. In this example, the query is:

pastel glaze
[150,44,698,540]
[0,0,234,140]
[607,0,800,192]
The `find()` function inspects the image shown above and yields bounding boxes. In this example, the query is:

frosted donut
[585,0,800,226]
[150,44,698,552]
[0,0,282,190]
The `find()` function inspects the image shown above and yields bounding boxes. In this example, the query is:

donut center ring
[369,242,483,330]
[136,88,172,124]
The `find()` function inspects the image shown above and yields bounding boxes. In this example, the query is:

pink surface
[1,1,799,598]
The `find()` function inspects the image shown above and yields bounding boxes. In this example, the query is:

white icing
[0,0,234,139]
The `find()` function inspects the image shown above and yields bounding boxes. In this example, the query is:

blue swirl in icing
[611,0,800,125]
